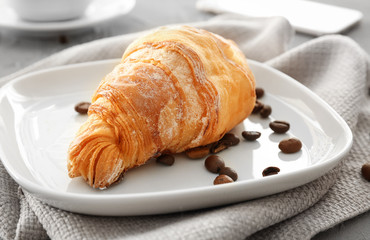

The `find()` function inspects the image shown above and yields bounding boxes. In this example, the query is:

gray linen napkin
[1,15,369,240]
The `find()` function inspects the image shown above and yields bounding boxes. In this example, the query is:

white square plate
[0,59,352,216]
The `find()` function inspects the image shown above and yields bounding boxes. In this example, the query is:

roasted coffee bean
[156,154,175,166]
[262,166,280,177]
[205,155,225,173]
[252,100,264,114]
[255,87,264,99]
[58,35,68,44]
[210,133,239,154]
[210,141,229,154]
[269,120,290,133]
[241,131,261,141]
[219,167,238,181]
[361,163,370,181]
[214,174,234,185]
[74,102,91,114]
[221,133,240,146]
[185,145,210,159]
[152,152,161,158]
[260,104,272,118]
[278,138,302,153]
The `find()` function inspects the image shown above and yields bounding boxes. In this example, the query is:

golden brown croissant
[67,25,256,188]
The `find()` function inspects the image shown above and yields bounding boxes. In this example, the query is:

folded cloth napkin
[1,15,369,240]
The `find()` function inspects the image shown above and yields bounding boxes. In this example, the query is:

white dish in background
[0,0,135,32]
[7,0,92,22]
[197,0,363,36]
[0,59,352,216]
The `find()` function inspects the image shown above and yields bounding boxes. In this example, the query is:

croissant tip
[91,170,126,189]
[68,170,77,178]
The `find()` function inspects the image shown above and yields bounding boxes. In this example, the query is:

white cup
[7,0,92,22]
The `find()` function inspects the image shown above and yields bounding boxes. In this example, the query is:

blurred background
[0,0,369,79]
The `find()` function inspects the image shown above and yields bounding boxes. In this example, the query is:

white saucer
[0,0,136,32]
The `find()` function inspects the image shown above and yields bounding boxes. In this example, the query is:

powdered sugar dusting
[124,45,205,150]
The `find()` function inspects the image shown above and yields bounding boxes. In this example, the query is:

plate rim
[0,59,353,214]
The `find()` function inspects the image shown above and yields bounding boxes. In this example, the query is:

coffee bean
[221,133,240,146]
[219,167,238,181]
[260,104,272,118]
[156,154,175,166]
[241,131,261,141]
[361,163,370,181]
[205,155,225,173]
[213,174,234,185]
[152,152,161,158]
[210,133,240,154]
[269,120,290,134]
[255,87,264,99]
[185,145,210,159]
[262,166,280,177]
[252,100,264,114]
[210,141,229,154]
[278,138,302,153]
[58,35,68,44]
[75,102,91,114]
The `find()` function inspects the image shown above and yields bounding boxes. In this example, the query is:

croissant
[67,25,256,188]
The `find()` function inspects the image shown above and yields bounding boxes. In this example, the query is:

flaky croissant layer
[67,26,256,188]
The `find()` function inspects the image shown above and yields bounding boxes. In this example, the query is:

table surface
[0,0,369,238]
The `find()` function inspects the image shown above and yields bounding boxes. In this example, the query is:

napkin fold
[1,15,369,240]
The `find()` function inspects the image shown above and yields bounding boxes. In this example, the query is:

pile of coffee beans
[182,86,305,183]
[251,87,302,176]
[204,155,238,185]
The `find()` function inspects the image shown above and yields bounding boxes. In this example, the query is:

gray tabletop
[0,0,369,239]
